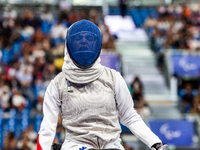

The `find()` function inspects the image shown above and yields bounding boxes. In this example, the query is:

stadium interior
[0,0,200,150]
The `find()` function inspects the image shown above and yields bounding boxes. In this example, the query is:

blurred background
[0,0,200,150]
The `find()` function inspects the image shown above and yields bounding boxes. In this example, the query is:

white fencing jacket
[37,45,161,150]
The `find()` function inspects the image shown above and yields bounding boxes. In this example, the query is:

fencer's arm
[114,72,162,148]
[37,80,61,150]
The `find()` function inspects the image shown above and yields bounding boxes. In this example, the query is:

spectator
[129,76,151,117]
[68,10,80,25]
[49,19,67,47]
[30,90,44,120]
[2,16,15,29]
[39,8,54,36]
[20,9,35,27]
[101,23,116,52]
[3,132,17,150]
[190,86,200,114]
[181,84,195,113]
[157,4,167,17]
[146,2,200,54]
[32,28,45,43]
[3,5,17,20]
[50,19,67,39]
[58,8,69,25]
[35,90,44,114]
[190,96,200,114]
[11,88,26,111]
[182,4,192,19]
[16,54,34,102]
[17,63,33,88]
[80,9,89,20]
[89,9,99,25]
[43,63,57,81]
[153,28,166,52]
[196,86,200,100]
[26,124,37,144]
[130,76,143,95]
[2,5,17,35]
[119,0,128,17]
[0,79,10,111]
[174,4,183,16]
[33,56,45,81]
[16,130,36,150]
[40,8,53,23]
[144,15,157,36]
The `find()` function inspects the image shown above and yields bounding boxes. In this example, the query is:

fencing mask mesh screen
[67,20,102,69]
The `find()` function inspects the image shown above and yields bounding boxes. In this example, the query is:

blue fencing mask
[67,20,102,69]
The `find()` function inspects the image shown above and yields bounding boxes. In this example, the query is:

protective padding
[67,20,102,68]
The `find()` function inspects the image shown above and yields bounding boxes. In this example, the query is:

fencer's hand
[157,145,168,150]
[151,143,168,150]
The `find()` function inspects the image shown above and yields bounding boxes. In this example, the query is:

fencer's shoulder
[102,66,117,74]
[53,72,65,81]
[52,72,66,88]
[102,66,122,78]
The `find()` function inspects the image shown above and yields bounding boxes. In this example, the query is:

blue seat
[15,117,22,138]
[8,109,17,132]
[1,48,13,64]
[52,37,65,47]
[34,85,44,99]
[21,109,30,131]
[62,20,70,28]
[41,20,52,35]
[120,123,131,133]
[8,109,21,138]
[148,8,158,18]
[109,8,120,15]
[178,89,197,99]
[12,41,23,59]
[130,9,143,27]
[2,118,9,147]
[140,9,149,23]
[34,114,43,132]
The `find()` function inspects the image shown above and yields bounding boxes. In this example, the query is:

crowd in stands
[0,4,117,149]
[144,3,200,115]
[1,2,200,149]
[144,2,200,71]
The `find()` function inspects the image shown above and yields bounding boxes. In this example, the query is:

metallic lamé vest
[54,67,122,148]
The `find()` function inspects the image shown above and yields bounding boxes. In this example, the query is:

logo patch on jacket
[79,146,87,150]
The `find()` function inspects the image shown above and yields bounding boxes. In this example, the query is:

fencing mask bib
[67,20,102,69]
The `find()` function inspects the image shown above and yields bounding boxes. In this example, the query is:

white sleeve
[37,80,61,150]
[115,72,161,148]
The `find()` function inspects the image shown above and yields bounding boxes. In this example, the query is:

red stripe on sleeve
[37,135,42,150]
